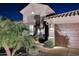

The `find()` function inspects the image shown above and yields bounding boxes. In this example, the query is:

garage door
[55,23,79,48]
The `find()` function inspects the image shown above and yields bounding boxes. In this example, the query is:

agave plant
[0,18,34,56]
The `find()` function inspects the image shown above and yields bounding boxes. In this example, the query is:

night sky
[0,3,79,21]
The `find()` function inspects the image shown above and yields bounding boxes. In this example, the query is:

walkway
[34,41,79,56]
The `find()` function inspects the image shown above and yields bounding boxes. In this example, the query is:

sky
[0,3,79,21]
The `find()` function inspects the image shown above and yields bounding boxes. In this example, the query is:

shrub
[44,40,53,48]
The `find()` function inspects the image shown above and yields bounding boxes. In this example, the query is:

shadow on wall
[55,25,69,47]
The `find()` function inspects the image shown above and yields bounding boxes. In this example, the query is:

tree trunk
[12,48,18,56]
[2,41,11,56]
[12,44,20,56]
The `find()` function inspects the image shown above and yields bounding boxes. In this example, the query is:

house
[20,3,79,48]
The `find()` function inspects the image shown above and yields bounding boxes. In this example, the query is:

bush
[44,40,53,48]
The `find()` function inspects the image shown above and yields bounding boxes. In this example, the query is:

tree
[0,18,34,56]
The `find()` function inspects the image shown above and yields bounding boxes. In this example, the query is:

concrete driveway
[37,46,79,56]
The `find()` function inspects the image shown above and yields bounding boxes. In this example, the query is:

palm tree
[0,18,34,56]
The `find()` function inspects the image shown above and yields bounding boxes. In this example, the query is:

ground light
[53,46,66,48]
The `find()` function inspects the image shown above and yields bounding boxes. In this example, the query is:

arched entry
[33,15,49,43]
